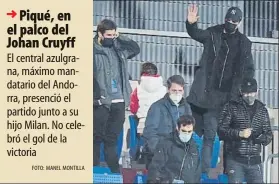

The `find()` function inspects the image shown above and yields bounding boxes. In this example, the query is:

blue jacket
[142,94,192,153]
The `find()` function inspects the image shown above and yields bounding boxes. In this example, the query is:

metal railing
[265,153,278,184]
[263,125,278,183]
[93,26,279,44]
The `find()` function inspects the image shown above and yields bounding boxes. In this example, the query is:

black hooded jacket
[147,131,201,183]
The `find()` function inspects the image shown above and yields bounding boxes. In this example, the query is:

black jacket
[142,94,192,153]
[218,98,273,164]
[147,132,201,183]
[93,34,140,108]
[185,21,255,109]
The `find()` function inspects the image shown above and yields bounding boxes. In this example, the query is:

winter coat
[93,34,140,108]
[185,21,255,109]
[218,98,273,164]
[130,75,167,133]
[147,131,201,183]
[142,94,192,153]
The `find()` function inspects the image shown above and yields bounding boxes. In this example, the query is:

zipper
[243,103,254,165]
[176,106,180,119]
[115,50,125,91]
[211,33,217,57]
[218,40,230,88]
[101,54,114,94]
[178,145,189,180]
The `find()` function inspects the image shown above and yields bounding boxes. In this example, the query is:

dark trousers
[93,103,125,173]
[225,156,263,183]
[190,104,219,174]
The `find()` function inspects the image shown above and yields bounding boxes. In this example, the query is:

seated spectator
[218,78,273,183]
[130,62,166,134]
[147,115,201,183]
[142,75,192,168]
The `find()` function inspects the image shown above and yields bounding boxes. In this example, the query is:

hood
[93,35,106,54]
[139,76,165,93]
[93,35,118,54]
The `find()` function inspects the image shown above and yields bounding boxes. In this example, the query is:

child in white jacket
[130,62,166,134]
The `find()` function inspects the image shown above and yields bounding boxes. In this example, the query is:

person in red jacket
[130,62,166,135]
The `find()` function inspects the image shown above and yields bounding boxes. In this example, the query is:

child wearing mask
[130,62,166,134]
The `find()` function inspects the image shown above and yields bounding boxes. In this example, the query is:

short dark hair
[140,62,158,76]
[167,75,185,89]
[177,115,196,128]
[97,19,117,34]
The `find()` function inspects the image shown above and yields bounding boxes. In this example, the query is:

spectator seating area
[128,115,220,168]
[95,115,227,183]
[99,129,124,162]
[93,166,229,183]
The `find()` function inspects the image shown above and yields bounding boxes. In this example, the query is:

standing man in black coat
[185,4,255,175]
[218,78,273,183]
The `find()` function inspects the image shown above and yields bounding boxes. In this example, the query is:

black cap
[241,78,257,93]
[225,7,242,22]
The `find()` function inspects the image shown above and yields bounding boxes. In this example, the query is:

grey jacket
[93,35,140,108]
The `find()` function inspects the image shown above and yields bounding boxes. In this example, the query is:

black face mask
[101,37,114,47]
[243,96,256,105]
[224,21,237,34]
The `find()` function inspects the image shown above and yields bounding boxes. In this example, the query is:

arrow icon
[7,10,17,18]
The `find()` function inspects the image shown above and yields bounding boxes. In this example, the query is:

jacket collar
[93,35,106,55]
[231,96,265,109]
[169,131,192,149]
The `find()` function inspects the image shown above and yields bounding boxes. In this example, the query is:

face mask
[179,132,192,143]
[101,37,114,47]
[224,21,237,34]
[169,93,183,105]
[243,96,256,105]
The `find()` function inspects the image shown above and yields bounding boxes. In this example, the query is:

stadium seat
[93,166,111,174]
[129,115,220,168]
[129,115,144,158]
[192,133,220,168]
[192,132,203,155]
[211,135,220,168]
[100,129,124,162]
[93,173,123,183]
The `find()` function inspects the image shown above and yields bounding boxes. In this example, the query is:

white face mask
[169,93,183,105]
[179,132,192,143]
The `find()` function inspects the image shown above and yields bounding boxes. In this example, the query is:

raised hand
[187,4,200,24]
